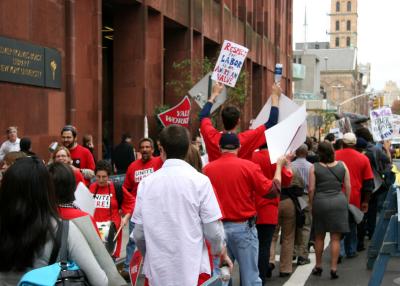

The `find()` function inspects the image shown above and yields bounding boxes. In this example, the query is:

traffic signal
[372,97,379,109]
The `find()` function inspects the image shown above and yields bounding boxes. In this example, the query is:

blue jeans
[223,221,262,286]
[340,221,357,257]
[123,221,136,271]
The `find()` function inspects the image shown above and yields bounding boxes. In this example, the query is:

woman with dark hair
[309,142,351,279]
[0,157,107,285]
[89,160,134,260]
[48,162,98,229]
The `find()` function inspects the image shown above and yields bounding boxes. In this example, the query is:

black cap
[219,132,240,150]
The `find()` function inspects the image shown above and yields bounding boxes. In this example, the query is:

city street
[118,230,400,286]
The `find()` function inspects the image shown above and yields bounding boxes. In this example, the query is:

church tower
[329,0,358,48]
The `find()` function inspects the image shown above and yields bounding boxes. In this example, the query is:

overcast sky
[292,0,400,90]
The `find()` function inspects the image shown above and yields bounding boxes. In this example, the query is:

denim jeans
[223,221,262,286]
[123,220,136,271]
[340,220,357,257]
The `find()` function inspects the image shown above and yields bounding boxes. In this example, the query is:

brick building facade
[0,0,293,160]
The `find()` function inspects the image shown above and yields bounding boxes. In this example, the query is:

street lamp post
[337,92,374,114]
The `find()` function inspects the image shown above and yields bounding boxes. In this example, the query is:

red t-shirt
[123,156,163,197]
[89,181,135,258]
[70,144,95,170]
[58,207,100,236]
[73,168,85,186]
[335,148,374,208]
[200,118,267,162]
[203,153,273,221]
[251,149,293,225]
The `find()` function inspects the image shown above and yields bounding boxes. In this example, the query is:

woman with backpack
[90,160,134,260]
[0,157,108,286]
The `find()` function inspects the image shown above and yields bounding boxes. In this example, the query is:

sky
[292,0,400,91]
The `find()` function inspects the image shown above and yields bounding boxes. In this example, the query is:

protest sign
[188,72,227,113]
[370,107,394,141]
[74,182,95,216]
[157,96,191,128]
[391,114,400,139]
[129,250,143,286]
[329,127,343,140]
[211,40,248,87]
[266,104,307,164]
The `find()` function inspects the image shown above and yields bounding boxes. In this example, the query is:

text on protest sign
[157,96,191,128]
[370,107,394,141]
[211,40,248,87]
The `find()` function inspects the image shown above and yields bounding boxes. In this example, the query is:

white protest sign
[74,182,95,216]
[250,94,300,129]
[266,104,307,164]
[329,127,343,140]
[211,40,248,87]
[391,114,400,138]
[370,107,394,141]
[188,72,227,113]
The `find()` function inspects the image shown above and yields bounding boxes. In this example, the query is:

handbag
[18,220,89,286]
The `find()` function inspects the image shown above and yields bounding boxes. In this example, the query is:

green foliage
[166,57,249,109]
[154,104,170,132]
[317,111,336,134]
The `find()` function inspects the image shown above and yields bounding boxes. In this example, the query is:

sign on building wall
[370,107,394,141]
[211,40,248,87]
[0,36,61,88]
[157,96,191,128]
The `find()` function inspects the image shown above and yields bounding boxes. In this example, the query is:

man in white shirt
[132,124,231,286]
[0,126,20,162]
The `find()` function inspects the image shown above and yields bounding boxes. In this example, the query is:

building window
[336,20,340,31]
[346,37,351,47]
[335,37,340,47]
[347,20,351,31]
[315,44,320,49]
[347,1,351,12]
[336,1,340,12]
[293,57,296,63]
[298,57,302,64]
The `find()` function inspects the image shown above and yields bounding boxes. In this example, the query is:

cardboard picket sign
[211,40,248,87]
[157,96,191,128]
[188,72,227,114]
[129,250,143,286]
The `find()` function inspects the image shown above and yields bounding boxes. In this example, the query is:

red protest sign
[157,96,191,128]
[129,250,143,286]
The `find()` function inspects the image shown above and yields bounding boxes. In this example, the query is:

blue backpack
[18,220,89,286]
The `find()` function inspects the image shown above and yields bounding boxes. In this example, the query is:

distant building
[384,81,400,107]
[328,0,358,48]
[296,42,330,50]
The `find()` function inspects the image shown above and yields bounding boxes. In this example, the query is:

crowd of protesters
[0,82,395,286]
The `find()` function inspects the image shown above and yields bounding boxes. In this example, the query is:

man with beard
[60,125,95,184]
[121,137,163,279]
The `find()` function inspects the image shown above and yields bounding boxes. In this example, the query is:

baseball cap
[219,132,240,150]
[343,132,356,145]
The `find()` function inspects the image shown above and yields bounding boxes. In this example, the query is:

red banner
[157,96,191,128]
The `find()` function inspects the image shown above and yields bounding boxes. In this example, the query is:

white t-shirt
[0,138,20,161]
[132,159,222,286]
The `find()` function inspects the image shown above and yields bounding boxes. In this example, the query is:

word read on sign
[211,40,248,87]
[157,96,191,128]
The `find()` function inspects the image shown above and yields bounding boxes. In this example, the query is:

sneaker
[119,270,130,282]
[279,272,291,278]
[297,256,311,265]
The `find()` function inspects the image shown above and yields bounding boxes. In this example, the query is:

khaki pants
[295,194,312,258]
[269,198,296,273]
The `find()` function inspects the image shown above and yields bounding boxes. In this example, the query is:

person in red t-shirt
[199,83,281,162]
[203,132,287,285]
[251,145,293,283]
[90,160,134,259]
[61,125,95,185]
[121,138,163,278]
[335,132,374,258]
[52,146,85,186]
